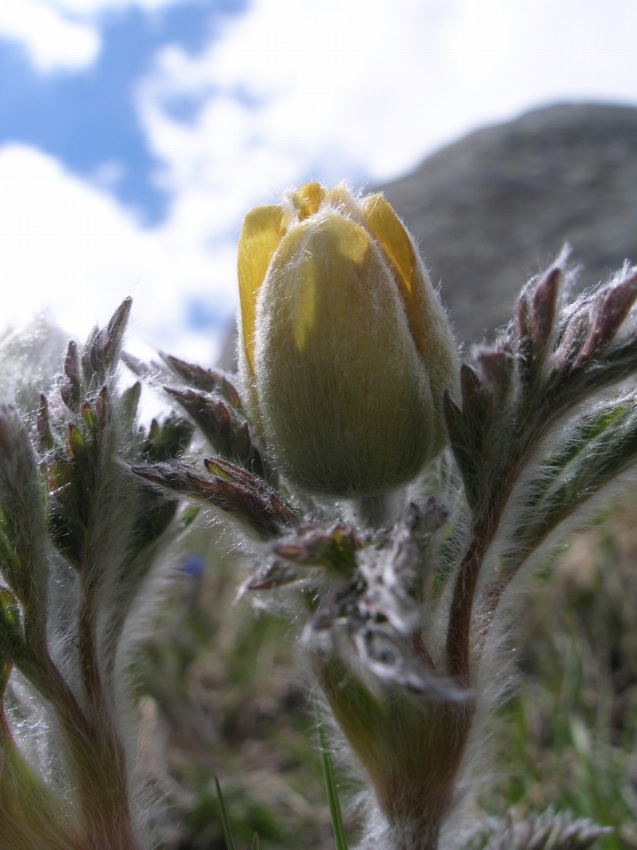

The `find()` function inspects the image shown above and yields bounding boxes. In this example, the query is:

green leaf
[0,406,48,604]
[215,776,237,850]
[0,656,11,696]
[82,297,132,384]
[67,422,86,459]
[315,694,349,850]
[507,397,637,568]
[160,352,242,407]
[142,414,194,463]
[0,717,85,850]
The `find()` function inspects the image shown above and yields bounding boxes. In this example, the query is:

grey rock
[379,102,637,345]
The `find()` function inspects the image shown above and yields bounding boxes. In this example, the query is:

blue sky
[1,0,637,364]
[0,1,242,225]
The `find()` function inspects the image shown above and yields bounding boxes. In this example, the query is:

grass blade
[215,775,237,850]
[314,694,349,850]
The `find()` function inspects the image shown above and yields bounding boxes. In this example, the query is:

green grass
[483,494,637,849]
[215,777,237,850]
[136,530,336,849]
[315,696,349,850]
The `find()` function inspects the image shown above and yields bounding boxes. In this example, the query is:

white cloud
[138,0,637,206]
[436,0,637,129]
[0,0,196,72]
[0,144,235,363]
[0,0,100,71]
[3,0,637,364]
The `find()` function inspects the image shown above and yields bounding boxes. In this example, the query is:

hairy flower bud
[238,182,460,497]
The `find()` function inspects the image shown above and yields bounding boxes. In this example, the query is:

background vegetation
[137,488,637,849]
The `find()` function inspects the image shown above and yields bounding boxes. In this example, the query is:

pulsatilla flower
[238,182,460,497]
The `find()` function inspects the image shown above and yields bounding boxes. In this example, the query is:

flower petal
[361,193,431,359]
[238,205,288,370]
[290,182,326,219]
[360,193,460,448]
[360,193,418,297]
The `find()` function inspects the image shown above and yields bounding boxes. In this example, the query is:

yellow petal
[290,182,326,220]
[360,193,417,296]
[324,184,362,221]
[361,193,460,445]
[238,204,288,370]
[360,193,429,360]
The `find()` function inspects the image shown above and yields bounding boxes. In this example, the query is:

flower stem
[72,572,141,850]
[445,523,492,683]
[354,493,394,528]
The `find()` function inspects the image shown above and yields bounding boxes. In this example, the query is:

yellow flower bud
[238,183,460,497]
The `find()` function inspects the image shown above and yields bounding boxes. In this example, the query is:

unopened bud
[238,183,460,497]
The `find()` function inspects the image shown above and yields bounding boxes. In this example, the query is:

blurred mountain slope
[379,102,637,344]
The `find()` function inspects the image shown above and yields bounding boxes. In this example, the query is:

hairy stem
[20,572,140,849]
[445,377,563,683]
[445,527,492,683]
[445,430,536,681]
[355,493,395,528]
[73,572,140,850]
